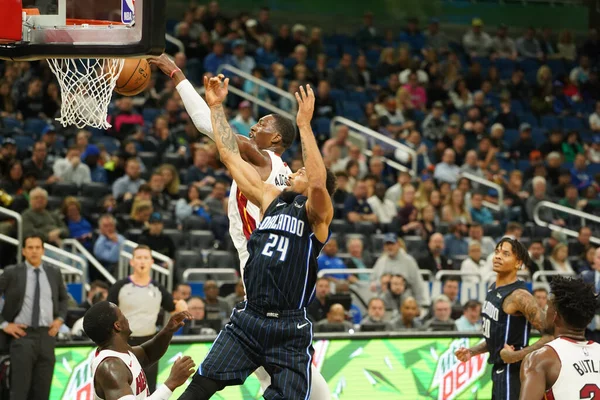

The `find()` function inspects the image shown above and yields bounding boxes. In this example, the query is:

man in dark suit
[581,247,600,343]
[0,235,69,400]
[418,233,451,274]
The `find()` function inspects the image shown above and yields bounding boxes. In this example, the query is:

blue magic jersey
[244,194,328,311]
[482,280,531,365]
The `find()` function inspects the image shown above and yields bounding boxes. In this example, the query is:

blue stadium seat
[517,159,531,171]
[342,45,360,58]
[348,90,369,106]
[313,117,331,135]
[494,59,516,79]
[366,49,381,66]
[12,134,35,153]
[329,89,345,102]
[540,115,561,131]
[519,112,538,128]
[472,57,491,69]
[546,59,566,78]
[23,118,48,136]
[510,100,525,115]
[562,116,585,131]
[324,44,340,59]
[142,108,162,123]
[94,136,120,154]
[341,101,364,121]
[2,116,23,130]
[587,163,600,176]
[519,58,540,74]
[504,129,520,146]
[531,128,547,144]
[283,57,297,70]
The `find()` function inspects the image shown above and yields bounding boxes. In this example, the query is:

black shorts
[199,303,314,400]
[491,362,522,400]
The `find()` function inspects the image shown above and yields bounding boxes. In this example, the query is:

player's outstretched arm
[295,85,333,243]
[455,340,488,362]
[149,55,272,177]
[519,348,556,400]
[131,311,192,368]
[204,75,278,208]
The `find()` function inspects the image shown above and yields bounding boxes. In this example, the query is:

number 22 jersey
[244,193,328,311]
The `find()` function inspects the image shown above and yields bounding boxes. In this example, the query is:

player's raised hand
[165,310,193,333]
[148,54,178,77]
[295,84,315,128]
[165,356,196,391]
[204,74,229,107]
[454,347,472,362]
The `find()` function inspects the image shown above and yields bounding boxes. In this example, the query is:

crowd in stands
[0,1,599,336]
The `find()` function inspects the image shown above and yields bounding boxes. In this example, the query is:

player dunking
[150,54,331,399]
[455,237,553,399]
[83,301,195,399]
[519,276,600,400]
[178,77,334,399]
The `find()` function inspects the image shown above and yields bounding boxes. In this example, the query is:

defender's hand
[295,84,315,128]
[204,74,229,107]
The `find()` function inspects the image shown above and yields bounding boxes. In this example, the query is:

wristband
[170,68,181,79]
[147,384,173,400]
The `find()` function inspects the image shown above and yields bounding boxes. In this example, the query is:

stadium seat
[2,116,23,130]
[503,129,520,146]
[404,236,426,257]
[283,57,297,70]
[81,182,111,198]
[176,249,204,269]
[587,163,600,176]
[510,100,524,115]
[162,152,186,169]
[178,184,188,199]
[562,116,585,131]
[138,152,158,170]
[23,118,48,135]
[365,49,381,66]
[76,196,97,216]
[125,229,142,242]
[353,221,375,235]
[163,228,185,249]
[330,219,352,235]
[494,58,516,79]
[182,215,209,231]
[52,182,80,197]
[189,230,215,250]
[371,234,386,253]
[519,112,538,128]
[207,250,235,268]
[313,117,331,135]
[348,90,369,106]
[540,115,561,131]
[142,108,162,123]
[517,160,531,171]
[12,134,35,153]
[531,128,547,145]
[329,89,345,102]
[483,224,503,239]
[94,136,120,154]
[199,186,213,199]
[46,196,63,210]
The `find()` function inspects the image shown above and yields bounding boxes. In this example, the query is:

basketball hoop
[48,58,124,129]
[46,20,128,129]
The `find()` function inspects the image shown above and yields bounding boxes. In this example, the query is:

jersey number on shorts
[261,234,289,261]
[482,318,491,338]
[580,384,600,399]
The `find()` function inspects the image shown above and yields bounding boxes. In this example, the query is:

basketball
[114,58,151,96]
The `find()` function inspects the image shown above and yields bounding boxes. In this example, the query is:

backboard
[0,0,167,60]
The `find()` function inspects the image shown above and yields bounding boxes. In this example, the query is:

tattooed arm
[499,288,553,363]
[295,85,333,243]
[204,75,279,208]
[455,341,488,362]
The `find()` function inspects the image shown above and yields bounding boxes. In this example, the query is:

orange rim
[66,19,126,26]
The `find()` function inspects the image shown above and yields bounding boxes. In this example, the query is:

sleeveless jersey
[244,194,328,310]
[91,349,149,400]
[227,150,291,272]
[481,280,531,365]
[544,337,600,400]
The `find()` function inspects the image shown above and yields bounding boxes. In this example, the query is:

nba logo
[121,0,135,24]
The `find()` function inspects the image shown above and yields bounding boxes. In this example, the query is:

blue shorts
[491,363,522,400]
[199,303,314,400]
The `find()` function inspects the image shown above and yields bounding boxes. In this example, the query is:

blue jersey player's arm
[498,289,553,363]
[295,85,334,243]
[203,75,281,209]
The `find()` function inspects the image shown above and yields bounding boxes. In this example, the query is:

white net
[47,58,125,129]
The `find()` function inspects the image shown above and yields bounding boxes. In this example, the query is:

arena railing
[165,34,184,54]
[330,116,417,177]
[43,242,87,275]
[533,201,600,245]
[217,63,298,115]
[118,240,174,292]
[0,205,23,263]
[458,172,504,211]
[182,268,239,284]
[532,270,577,283]
[41,251,86,301]
[63,239,116,284]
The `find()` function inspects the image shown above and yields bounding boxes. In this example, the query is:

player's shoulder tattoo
[504,288,546,331]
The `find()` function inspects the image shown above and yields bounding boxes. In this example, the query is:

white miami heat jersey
[228,150,291,274]
[92,349,149,400]
[544,337,600,400]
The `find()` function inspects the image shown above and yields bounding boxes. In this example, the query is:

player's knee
[178,373,225,400]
